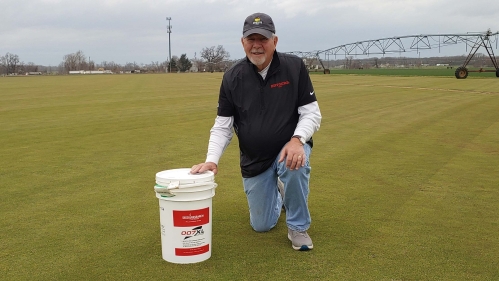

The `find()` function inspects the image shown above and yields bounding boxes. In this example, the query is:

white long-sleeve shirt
[205,101,322,164]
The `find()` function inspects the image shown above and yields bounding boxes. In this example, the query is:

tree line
[0,53,40,75]
[1,45,233,75]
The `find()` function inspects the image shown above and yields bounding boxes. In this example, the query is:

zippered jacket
[217,51,318,177]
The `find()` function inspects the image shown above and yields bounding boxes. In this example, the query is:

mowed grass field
[1,73,498,280]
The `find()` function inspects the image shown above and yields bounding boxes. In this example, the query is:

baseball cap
[243,13,275,39]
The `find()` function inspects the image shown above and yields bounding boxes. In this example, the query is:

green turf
[1,74,498,280]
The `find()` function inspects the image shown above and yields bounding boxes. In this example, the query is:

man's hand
[190,162,218,175]
[278,138,306,170]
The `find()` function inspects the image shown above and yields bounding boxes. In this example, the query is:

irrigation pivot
[454,30,499,79]
[285,30,499,78]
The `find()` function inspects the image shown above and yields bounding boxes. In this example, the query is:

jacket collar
[246,50,280,76]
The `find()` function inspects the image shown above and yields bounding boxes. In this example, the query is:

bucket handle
[154,182,217,193]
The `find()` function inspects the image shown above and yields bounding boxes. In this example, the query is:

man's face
[241,33,278,71]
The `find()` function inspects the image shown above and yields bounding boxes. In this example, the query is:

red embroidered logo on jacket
[270,80,290,88]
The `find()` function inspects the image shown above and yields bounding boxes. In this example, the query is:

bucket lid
[156,168,214,186]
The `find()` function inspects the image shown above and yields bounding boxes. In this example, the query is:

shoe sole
[288,234,313,251]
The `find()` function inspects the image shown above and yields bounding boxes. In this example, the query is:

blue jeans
[242,144,312,232]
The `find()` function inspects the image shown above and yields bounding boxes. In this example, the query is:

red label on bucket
[175,244,209,256]
[173,208,210,227]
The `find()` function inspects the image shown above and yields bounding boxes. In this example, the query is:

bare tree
[0,54,6,75]
[63,53,77,72]
[88,60,95,71]
[1,53,20,74]
[345,56,354,69]
[124,62,135,71]
[97,61,121,73]
[145,61,169,73]
[74,50,87,70]
[62,50,87,72]
[147,61,162,73]
[57,62,65,74]
[200,45,230,72]
[24,62,39,72]
[191,57,203,72]
[8,53,20,74]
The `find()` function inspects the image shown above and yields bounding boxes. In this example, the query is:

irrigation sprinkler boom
[285,30,499,78]
[454,30,499,79]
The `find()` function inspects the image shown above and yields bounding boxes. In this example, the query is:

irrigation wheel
[455,67,468,79]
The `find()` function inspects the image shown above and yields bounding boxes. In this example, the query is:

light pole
[166,17,172,73]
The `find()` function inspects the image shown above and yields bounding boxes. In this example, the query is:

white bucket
[154,168,217,264]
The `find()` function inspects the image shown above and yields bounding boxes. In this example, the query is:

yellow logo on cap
[253,17,262,25]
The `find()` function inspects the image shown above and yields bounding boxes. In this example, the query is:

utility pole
[166,17,172,73]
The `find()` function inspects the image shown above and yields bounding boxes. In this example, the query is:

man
[191,12,322,251]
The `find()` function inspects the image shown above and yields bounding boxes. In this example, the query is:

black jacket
[218,51,317,178]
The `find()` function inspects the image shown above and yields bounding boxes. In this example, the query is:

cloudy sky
[2,0,499,66]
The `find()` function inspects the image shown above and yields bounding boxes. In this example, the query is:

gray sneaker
[288,228,313,251]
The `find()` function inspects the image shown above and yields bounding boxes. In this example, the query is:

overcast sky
[2,0,499,66]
